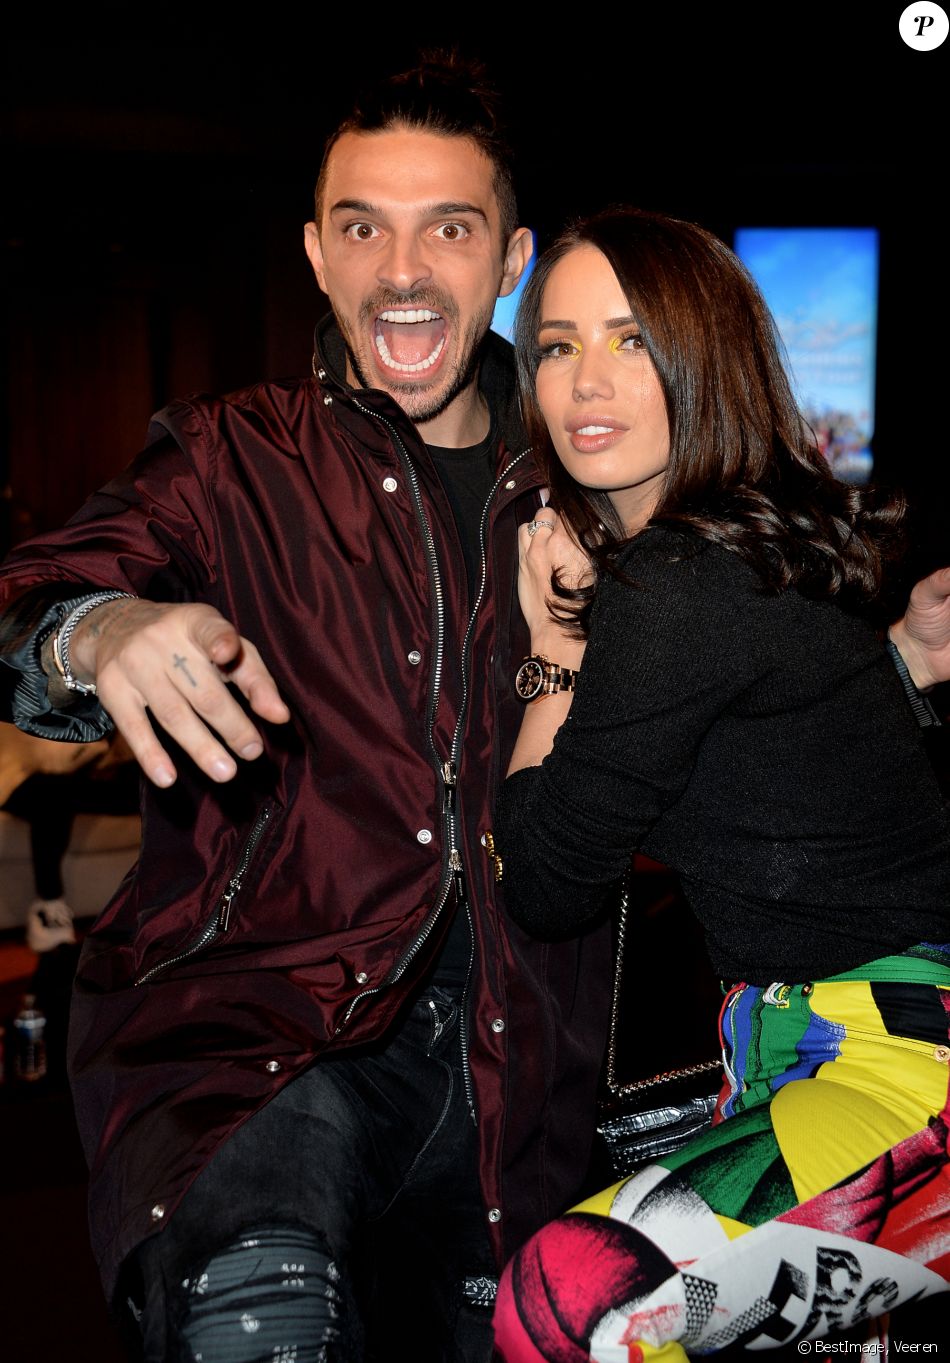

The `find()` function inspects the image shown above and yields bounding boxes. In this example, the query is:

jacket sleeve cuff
[1,587,115,741]
[886,638,942,729]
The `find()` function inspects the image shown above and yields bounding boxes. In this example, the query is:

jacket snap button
[265,1060,281,1074]
[416,828,433,844]
[323,395,333,406]
[383,477,398,493]
[491,1018,505,1033]
[355,971,369,985]
[801,983,814,996]
[407,650,422,665]
[934,1045,950,1063]
[504,479,515,490]
[150,1203,166,1222]
[487,1207,501,1223]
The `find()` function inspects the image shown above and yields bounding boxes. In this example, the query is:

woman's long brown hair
[515,208,904,635]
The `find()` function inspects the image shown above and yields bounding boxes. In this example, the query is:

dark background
[0,16,947,1359]
[2,16,947,581]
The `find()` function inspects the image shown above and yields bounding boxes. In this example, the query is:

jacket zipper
[336,402,456,1030]
[134,803,274,987]
[336,402,531,1100]
[449,449,531,1118]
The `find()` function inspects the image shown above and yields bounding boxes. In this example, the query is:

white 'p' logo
[899,1,949,48]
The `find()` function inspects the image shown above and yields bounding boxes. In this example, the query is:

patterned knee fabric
[495,953,950,1361]
[178,1227,341,1362]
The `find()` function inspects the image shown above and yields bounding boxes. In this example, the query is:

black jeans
[126,985,496,1362]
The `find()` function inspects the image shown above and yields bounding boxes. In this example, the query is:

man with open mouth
[374,304,447,378]
[304,114,530,446]
[1,49,949,1363]
[0,52,580,1363]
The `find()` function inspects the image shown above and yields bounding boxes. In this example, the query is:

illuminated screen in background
[490,232,536,343]
[734,228,879,485]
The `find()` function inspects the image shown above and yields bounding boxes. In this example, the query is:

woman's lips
[565,417,629,453]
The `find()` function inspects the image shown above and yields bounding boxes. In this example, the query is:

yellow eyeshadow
[608,334,636,355]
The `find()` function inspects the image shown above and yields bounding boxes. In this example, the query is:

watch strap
[516,654,579,701]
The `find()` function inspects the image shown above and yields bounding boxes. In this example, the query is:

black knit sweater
[495,526,950,984]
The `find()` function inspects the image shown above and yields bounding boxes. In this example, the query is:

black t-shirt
[427,422,497,605]
[425,421,497,987]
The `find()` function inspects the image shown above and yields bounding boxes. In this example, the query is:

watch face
[516,659,544,700]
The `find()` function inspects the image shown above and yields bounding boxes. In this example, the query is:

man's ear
[304,222,329,296]
[498,227,533,298]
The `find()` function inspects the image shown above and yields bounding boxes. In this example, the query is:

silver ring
[527,519,555,537]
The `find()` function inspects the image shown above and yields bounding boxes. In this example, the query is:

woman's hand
[508,512,592,775]
[517,511,594,652]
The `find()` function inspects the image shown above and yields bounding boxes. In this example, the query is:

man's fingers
[194,613,244,668]
[107,677,244,786]
[216,637,291,725]
[86,602,291,783]
[162,654,268,762]
[145,682,242,782]
[185,609,288,723]
[102,690,179,789]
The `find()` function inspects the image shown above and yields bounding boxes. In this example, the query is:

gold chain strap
[606,881,722,1099]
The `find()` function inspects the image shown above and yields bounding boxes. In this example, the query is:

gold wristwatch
[514,654,579,702]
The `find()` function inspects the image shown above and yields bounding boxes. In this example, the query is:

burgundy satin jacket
[0,322,612,1299]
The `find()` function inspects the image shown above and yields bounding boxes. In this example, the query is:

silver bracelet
[51,592,136,696]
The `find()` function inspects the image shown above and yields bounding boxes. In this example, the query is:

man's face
[305,128,531,428]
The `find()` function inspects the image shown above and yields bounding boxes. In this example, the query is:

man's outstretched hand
[891,566,950,693]
[54,599,291,787]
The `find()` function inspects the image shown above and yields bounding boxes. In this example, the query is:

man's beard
[334,290,495,426]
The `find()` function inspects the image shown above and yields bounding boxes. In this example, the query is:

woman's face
[534,245,669,533]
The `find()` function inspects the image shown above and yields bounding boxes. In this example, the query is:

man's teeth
[577,426,614,435]
[378,309,441,324]
[375,333,446,374]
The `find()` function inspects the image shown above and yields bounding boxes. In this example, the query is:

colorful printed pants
[494,948,950,1361]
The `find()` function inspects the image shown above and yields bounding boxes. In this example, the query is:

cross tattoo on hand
[173,654,198,687]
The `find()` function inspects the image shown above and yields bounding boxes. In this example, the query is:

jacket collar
[312,314,530,461]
